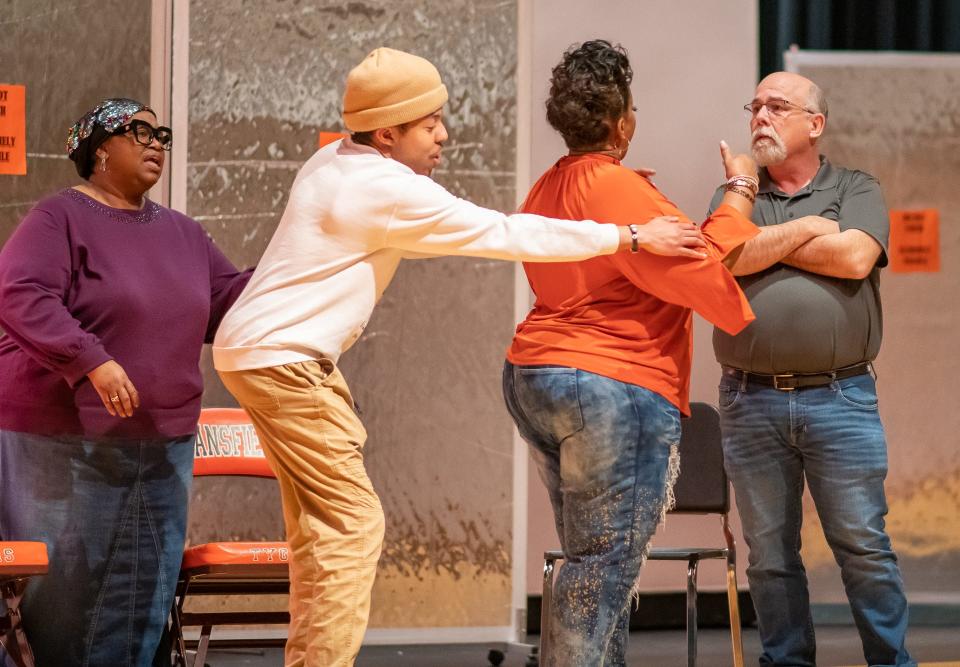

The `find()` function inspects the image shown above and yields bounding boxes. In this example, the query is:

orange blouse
[507,153,758,414]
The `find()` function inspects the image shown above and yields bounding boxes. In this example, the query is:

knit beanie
[342,48,449,132]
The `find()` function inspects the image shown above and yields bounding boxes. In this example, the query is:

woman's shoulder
[151,202,206,232]
[596,160,652,184]
[587,162,660,202]
[155,201,194,223]
[13,189,78,231]
[574,161,683,224]
[30,188,77,215]
[154,205,225,251]
[1,191,80,249]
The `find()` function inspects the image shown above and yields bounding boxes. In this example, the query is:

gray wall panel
[0,0,151,238]
[794,56,960,604]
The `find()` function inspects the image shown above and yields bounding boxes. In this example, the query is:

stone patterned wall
[187,0,519,628]
[794,57,960,604]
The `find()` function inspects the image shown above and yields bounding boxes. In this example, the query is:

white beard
[751,127,788,167]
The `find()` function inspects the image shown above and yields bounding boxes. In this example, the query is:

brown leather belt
[722,362,873,392]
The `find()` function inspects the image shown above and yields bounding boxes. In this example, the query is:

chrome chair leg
[541,552,559,666]
[686,556,700,667]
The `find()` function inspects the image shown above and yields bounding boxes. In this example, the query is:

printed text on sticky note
[0,84,26,176]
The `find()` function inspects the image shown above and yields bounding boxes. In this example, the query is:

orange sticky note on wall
[889,209,939,273]
[318,131,347,148]
[0,84,26,176]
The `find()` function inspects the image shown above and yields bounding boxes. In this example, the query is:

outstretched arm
[384,174,706,262]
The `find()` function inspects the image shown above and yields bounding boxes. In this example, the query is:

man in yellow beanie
[212,47,706,666]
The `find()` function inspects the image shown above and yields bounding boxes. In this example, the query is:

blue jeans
[718,371,914,667]
[503,362,680,667]
[0,430,195,667]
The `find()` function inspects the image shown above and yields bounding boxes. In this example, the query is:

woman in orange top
[502,40,759,666]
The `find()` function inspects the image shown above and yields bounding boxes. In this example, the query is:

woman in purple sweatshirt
[0,99,252,666]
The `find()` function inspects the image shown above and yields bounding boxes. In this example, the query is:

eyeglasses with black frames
[743,98,818,119]
[114,119,173,150]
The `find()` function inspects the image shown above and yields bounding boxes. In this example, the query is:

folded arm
[724,215,837,276]
[781,227,883,279]
[729,172,888,279]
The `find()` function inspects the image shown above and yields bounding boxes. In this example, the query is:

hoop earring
[99,155,108,172]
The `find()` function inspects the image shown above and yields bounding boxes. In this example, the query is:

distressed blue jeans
[0,430,194,667]
[503,362,680,667]
[719,371,914,667]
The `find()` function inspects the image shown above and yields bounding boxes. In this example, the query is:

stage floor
[203,626,959,666]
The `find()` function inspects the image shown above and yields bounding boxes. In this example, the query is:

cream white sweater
[212,139,619,371]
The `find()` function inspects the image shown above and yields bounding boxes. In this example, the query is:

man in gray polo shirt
[710,72,914,667]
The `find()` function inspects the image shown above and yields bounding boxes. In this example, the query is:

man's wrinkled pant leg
[221,360,385,667]
[719,373,913,667]
[719,376,816,666]
[802,374,913,667]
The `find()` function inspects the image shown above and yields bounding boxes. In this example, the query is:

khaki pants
[219,359,384,667]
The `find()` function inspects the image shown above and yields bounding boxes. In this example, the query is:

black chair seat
[648,548,728,560]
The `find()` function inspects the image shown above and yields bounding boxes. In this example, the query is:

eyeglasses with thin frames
[743,98,818,119]
[114,119,173,150]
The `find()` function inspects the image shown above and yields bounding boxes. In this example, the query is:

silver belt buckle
[773,374,796,391]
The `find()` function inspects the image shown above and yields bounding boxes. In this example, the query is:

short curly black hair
[545,40,633,151]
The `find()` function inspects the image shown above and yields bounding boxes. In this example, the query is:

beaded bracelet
[725,185,756,203]
[726,173,759,186]
[726,174,759,196]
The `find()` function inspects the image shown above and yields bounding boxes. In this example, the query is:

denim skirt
[0,430,194,667]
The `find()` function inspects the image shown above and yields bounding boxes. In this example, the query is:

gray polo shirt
[710,156,889,373]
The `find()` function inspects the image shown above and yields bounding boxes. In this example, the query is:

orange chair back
[194,408,274,478]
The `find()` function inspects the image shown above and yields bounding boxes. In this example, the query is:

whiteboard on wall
[785,50,960,605]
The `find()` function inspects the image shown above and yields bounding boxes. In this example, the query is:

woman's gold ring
[110,395,121,402]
